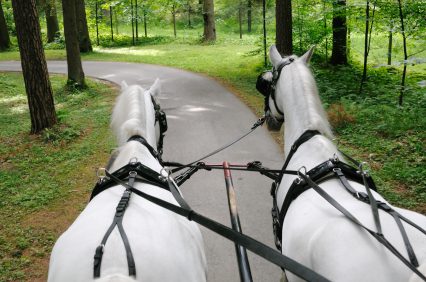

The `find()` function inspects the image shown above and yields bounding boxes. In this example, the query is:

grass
[0,29,425,280]
[0,73,117,281]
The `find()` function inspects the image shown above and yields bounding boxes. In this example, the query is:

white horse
[262,45,426,282]
[48,80,207,282]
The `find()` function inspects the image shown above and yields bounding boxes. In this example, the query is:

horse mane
[111,85,148,145]
[291,60,334,139]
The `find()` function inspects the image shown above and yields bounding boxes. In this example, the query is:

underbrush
[312,62,425,211]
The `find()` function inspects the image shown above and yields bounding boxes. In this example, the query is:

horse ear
[300,46,315,64]
[269,45,283,68]
[149,78,161,97]
[121,80,128,90]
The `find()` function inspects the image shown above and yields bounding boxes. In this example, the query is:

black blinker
[256,71,273,97]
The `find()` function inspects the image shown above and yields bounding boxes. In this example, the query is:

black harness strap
[90,161,168,200]
[94,172,137,278]
[127,135,162,164]
[104,168,330,282]
[278,130,321,182]
[334,168,422,267]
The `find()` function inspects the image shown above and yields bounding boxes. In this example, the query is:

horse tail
[96,273,135,282]
[409,262,426,282]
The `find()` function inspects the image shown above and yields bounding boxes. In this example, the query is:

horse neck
[277,62,336,164]
[109,85,161,172]
[112,85,157,148]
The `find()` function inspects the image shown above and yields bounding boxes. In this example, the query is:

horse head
[257,46,315,131]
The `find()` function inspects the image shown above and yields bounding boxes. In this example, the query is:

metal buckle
[357,162,369,176]
[159,168,168,181]
[332,153,339,163]
[295,166,307,184]
[96,168,108,183]
[129,171,137,178]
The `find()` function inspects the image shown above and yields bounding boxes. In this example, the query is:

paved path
[0,61,283,281]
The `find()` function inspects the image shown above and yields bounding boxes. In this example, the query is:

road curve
[0,61,283,281]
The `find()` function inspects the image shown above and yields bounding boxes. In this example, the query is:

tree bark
[330,0,347,65]
[387,20,393,65]
[247,0,252,33]
[75,0,92,52]
[95,1,99,45]
[135,0,138,41]
[262,0,267,66]
[110,5,114,41]
[397,0,407,106]
[62,0,85,86]
[187,1,192,27]
[172,4,177,38]
[43,0,60,43]
[203,0,216,41]
[276,0,292,55]
[323,0,328,63]
[143,10,147,37]
[131,0,135,45]
[239,1,242,39]
[0,0,10,50]
[12,0,57,134]
[361,0,369,85]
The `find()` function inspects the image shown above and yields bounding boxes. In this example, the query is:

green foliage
[43,35,65,50]
[41,125,81,144]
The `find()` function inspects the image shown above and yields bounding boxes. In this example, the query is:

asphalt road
[0,61,284,281]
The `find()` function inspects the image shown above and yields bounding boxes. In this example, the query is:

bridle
[256,57,295,121]
[150,95,168,159]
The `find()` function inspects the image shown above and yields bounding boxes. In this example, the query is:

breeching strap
[104,169,330,282]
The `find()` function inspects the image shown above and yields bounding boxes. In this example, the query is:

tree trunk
[75,0,92,52]
[0,0,10,50]
[360,0,369,87]
[276,0,292,55]
[203,0,216,41]
[115,6,119,34]
[62,0,85,86]
[110,5,114,41]
[131,0,135,45]
[144,10,147,37]
[172,4,177,38]
[239,2,242,39]
[135,0,138,41]
[387,20,393,65]
[262,0,267,66]
[297,0,302,51]
[397,0,407,106]
[95,1,99,45]
[187,1,192,27]
[12,0,57,134]
[44,0,60,43]
[330,0,347,65]
[323,0,328,63]
[247,0,252,33]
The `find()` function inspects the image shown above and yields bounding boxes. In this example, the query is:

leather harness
[269,130,426,280]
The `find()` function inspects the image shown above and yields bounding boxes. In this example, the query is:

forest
[0,0,425,280]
